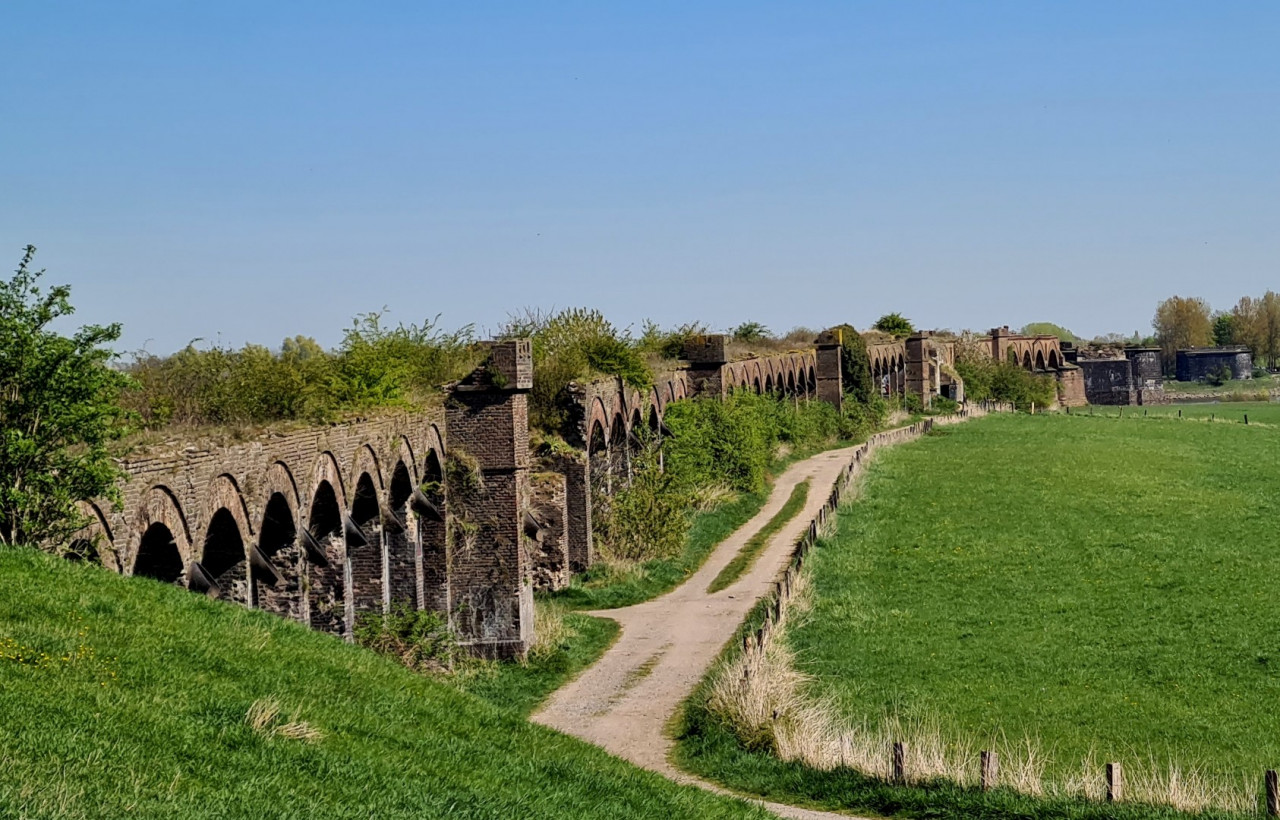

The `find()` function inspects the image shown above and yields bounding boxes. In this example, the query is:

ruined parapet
[545,451,592,571]
[446,339,535,659]
[905,332,932,410]
[1056,366,1088,407]
[684,334,728,399]
[1078,357,1137,405]
[813,331,843,410]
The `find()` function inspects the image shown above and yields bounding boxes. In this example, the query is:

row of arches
[78,429,450,638]
[721,354,817,398]
[997,336,1064,372]
[870,345,907,397]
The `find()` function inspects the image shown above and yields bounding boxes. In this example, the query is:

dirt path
[534,442,887,818]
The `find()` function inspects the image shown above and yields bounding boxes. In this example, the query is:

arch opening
[135,522,184,584]
[306,480,346,635]
[418,449,448,614]
[349,472,384,617]
[202,508,247,602]
[256,491,302,621]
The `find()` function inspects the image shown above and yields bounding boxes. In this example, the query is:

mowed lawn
[794,412,1280,782]
[0,548,766,820]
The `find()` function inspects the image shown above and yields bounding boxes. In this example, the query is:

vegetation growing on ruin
[500,307,652,435]
[122,311,479,428]
[954,339,1057,410]
[679,413,1280,819]
[564,392,884,610]
[0,547,765,819]
[873,312,914,338]
[0,247,132,548]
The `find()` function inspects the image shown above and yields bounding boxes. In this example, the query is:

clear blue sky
[4,2,1277,353]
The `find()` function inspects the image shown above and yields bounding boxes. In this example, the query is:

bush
[501,308,651,435]
[593,440,692,563]
[955,347,1056,411]
[824,325,874,405]
[635,320,710,360]
[872,313,914,338]
[122,312,477,428]
[730,322,771,343]
[0,246,132,548]
[353,604,456,673]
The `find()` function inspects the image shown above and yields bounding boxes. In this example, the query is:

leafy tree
[0,246,133,548]
[1153,296,1213,373]
[729,321,771,343]
[1020,322,1078,343]
[1233,292,1280,369]
[873,313,914,338]
[1212,313,1236,347]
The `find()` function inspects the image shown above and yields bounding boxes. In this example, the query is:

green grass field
[798,414,1280,783]
[0,548,766,819]
[797,414,1280,772]
[1079,399,1280,426]
[679,412,1280,819]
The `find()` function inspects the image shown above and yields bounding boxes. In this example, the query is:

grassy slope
[792,414,1280,778]
[0,549,767,820]
[678,413,1280,819]
[453,611,619,715]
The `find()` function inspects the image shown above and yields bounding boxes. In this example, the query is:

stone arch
[306,452,347,635]
[1049,349,1060,369]
[200,474,253,603]
[1035,350,1046,371]
[610,412,629,484]
[384,457,417,609]
[419,445,448,613]
[786,369,797,396]
[254,462,302,621]
[1023,350,1033,370]
[587,397,610,449]
[764,374,774,394]
[68,500,115,567]
[348,467,384,618]
[131,486,193,585]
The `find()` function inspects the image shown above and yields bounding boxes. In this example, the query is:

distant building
[1175,347,1252,382]
[1076,347,1165,406]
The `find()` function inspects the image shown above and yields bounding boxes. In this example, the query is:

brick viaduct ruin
[72,327,1078,658]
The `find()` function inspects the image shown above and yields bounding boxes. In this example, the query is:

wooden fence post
[1106,762,1123,803]
[980,750,998,791]
[892,742,906,784]
[1266,770,1278,816]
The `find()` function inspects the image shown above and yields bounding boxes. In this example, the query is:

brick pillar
[529,471,569,591]
[815,342,843,409]
[684,334,728,399]
[550,452,592,571]
[906,333,931,410]
[445,340,535,659]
